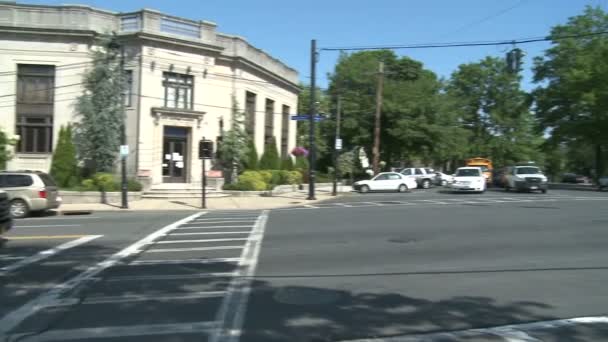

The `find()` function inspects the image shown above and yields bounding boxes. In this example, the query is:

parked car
[599,176,608,191]
[353,172,418,193]
[433,172,453,186]
[448,167,486,193]
[0,190,13,246]
[399,167,435,189]
[0,171,61,218]
[505,166,548,193]
[562,173,589,184]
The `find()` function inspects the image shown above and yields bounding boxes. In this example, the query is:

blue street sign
[291,115,325,122]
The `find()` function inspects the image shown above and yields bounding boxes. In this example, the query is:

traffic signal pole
[307,39,317,200]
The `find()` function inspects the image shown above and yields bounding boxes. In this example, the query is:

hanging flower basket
[291,146,309,157]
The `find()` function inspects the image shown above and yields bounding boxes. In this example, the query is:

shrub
[259,138,280,170]
[295,156,309,171]
[226,171,267,191]
[81,173,142,192]
[50,125,79,188]
[281,157,294,170]
[243,139,258,170]
[258,170,273,184]
[127,179,143,191]
[286,171,302,185]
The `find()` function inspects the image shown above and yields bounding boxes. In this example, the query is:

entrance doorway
[162,126,189,183]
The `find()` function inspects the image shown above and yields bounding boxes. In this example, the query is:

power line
[0,82,84,99]
[320,30,608,51]
[441,0,530,38]
[0,61,92,77]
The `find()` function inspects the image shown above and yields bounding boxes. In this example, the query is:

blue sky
[28,0,605,90]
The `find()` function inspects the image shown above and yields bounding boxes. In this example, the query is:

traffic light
[199,139,213,159]
[506,48,525,74]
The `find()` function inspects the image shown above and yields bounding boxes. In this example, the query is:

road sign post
[199,139,214,209]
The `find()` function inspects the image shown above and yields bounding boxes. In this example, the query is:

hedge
[223,170,302,191]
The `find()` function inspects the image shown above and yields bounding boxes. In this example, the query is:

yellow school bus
[466,157,493,184]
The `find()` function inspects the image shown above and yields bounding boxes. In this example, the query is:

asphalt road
[1,188,608,341]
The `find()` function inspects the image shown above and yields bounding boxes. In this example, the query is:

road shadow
[240,280,607,342]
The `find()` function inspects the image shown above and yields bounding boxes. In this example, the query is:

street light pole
[119,42,129,209]
[332,96,342,196]
[307,39,317,200]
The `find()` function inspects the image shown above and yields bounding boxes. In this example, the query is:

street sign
[291,115,325,122]
[335,138,343,150]
[120,145,129,157]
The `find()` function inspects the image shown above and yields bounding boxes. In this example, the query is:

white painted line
[155,238,249,244]
[420,200,449,204]
[12,321,219,342]
[81,291,227,304]
[14,224,80,228]
[0,256,25,261]
[106,272,236,282]
[176,225,252,230]
[129,257,241,266]
[187,220,256,224]
[194,218,259,222]
[211,210,269,342]
[0,212,203,337]
[171,231,251,236]
[0,235,102,276]
[303,204,318,208]
[146,246,243,253]
[339,315,608,342]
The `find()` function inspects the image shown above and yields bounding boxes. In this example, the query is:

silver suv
[400,167,435,189]
[0,171,61,218]
[0,190,12,243]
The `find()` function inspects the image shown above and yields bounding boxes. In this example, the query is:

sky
[26,0,605,90]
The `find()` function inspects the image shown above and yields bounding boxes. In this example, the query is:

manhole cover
[273,287,344,305]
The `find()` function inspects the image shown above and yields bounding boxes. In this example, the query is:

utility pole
[372,61,384,175]
[119,41,129,209]
[307,39,317,200]
[332,96,342,196]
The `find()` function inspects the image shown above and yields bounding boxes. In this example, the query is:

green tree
[533,6,608,179]
[259,137,280,170]
[297,84,332,170]
[280,157,294,170]
[243,138,258,170]
[218,98,250,183]
[50,125,79,187]
[445,56,542,168]
[73,35,126,173]
[0,129,16,170]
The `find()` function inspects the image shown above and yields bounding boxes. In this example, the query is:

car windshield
[516,167,541,175]
[456,169,480,177]
[470,165,489,172]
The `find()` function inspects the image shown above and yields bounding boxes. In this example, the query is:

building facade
[0,3,299,188]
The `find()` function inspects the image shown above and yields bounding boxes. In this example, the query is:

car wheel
[441,180,447,186]
[421,179,431,189]
[541,189,547,194]
[360,185,370,194]
[398,184,408,193]
[10,199,29,219]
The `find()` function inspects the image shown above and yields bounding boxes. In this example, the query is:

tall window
[281,105,290,158]
[124,70,133,107]
[264,99,274,144]
[245,91,256,137]
[16,64,55,153]
[163,72,193,109]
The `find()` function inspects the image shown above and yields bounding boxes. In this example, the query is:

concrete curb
[548,183,600,191]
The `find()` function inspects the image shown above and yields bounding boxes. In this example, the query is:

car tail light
[39,190,47,199]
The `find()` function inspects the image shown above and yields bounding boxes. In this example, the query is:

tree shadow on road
[241,279,606,342]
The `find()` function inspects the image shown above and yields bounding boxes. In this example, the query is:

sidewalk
[57,190,344,212]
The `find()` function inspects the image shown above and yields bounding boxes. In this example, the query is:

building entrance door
[162,127,189,183]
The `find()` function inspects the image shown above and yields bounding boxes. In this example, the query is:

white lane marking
[106,272,237,282]
[419,200,449,204]
[176,225,252,230]
[155,238,249,244]
[186,220,256,224]
[0,256,25,261]
[20,216,100,221]
[146,246,243,253]
[0,212,203,337]
[12,321,219,342]
[14,224,80,228]
[211,210,269,342]
[340,315,608,342]
[0,235,102,276]
[171,231,251,236]
[129,257,241,266]
[81,291,226,304]
[194,218,259,222]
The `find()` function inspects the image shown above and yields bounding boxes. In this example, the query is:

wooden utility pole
[332,96,342,196]
[372,61,384,175]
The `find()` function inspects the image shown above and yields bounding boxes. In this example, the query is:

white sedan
[353,172,418,193]
[448,167,486,193]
